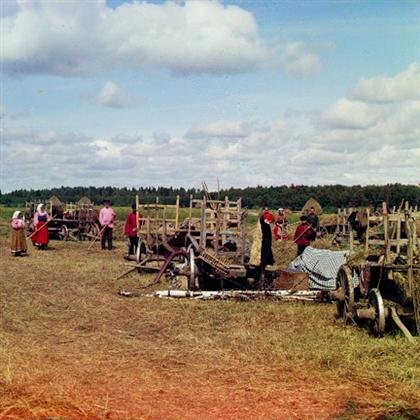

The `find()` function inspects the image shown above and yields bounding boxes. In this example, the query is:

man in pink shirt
[99,199,116,250]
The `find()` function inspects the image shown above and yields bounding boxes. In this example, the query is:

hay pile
[77,196,92,206]
[249,221,261,266]
[302,197,322,215]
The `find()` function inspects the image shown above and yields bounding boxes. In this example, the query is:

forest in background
[1,184,419,211]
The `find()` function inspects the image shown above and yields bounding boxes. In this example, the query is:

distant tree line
[0,184,418,211]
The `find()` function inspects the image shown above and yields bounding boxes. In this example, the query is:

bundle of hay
[48,195,62,207]
[302,197,322,215]
[77,196,92,206]
[249,221,262,266]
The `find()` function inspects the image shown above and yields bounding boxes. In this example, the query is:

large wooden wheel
[188,246,199,290]
[57,224,69,241]
[336,265,355,323]
[367,288,386,336]
[85,223,99,241]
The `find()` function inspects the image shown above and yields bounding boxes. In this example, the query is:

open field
[1,221,419,419]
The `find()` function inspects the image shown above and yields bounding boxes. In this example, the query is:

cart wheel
[188,247,199,290]
[58,224,69,241]
[336,265,355,323]
[136,241,147,264]
[86,223,99,241]
[367,288,386,336]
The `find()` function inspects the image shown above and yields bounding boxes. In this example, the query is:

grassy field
[0,219,419,419]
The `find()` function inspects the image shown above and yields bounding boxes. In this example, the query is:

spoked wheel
[336,265,355,323]
[367,288,386,336]
[136,241,147,264]
[188,246,199,290]
[58,224,69,241]
[85,223,99,241]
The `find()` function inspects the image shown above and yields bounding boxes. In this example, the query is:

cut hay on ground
[1,221,419,419]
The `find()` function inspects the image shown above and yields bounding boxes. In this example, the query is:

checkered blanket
[288,247,349,290]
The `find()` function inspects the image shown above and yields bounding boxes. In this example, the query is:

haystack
[302,197,322,215]
[48,195,62,207]
[249,221,262,266]
[77,196,92,206]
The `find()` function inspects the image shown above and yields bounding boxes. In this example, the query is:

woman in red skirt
[32,203,50,250]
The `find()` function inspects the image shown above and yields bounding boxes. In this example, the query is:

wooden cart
[333,203,419,340]
[26,199,100,241]
[118,194,276,290]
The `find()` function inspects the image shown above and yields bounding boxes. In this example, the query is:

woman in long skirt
[11,211,27,256]
[32,203,50,250]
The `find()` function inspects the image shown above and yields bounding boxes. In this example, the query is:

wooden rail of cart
[332,201,419,339]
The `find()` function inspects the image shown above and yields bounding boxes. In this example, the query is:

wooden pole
[365,208,370,254]
[175,195,180,230]
[87,224,107,250]
[26,217,55,240]
[396,213,401,254]
[200,196,207,249]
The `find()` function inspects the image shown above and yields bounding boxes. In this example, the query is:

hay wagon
[333,203,420,340]
[119,194,275,290]
[26,198,100,241]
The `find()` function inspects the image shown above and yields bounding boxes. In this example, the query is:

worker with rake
[31,203,50,250]
[99,199,116,250]
[273,207,289,241]
[294,215,314,256]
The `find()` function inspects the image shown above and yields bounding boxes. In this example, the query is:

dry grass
[0,222,419,419]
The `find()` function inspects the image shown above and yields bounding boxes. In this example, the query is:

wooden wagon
[26,199,100,241]
[333,202,420,340]
[119,194,277,290]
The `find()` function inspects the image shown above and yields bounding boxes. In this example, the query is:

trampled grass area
[0,226,419,419]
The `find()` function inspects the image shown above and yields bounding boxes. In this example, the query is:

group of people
[10,203,50,256]
[11,200,319,264]
[9,199,139,256]
[259,206,320,267]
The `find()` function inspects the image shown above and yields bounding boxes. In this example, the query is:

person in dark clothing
[294,215,313,256]
[260,208,275,266]
[306,207,319,240]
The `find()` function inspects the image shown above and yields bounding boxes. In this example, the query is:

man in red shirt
[124,204,140,256]
[294,215,314,256]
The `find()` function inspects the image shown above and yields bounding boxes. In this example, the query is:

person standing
[307,206,319,240]
[260,207,275,267]
[99,199,116,250]
[294,215,313,256]
[273,208,289,241]
[10,211,27,256]
[124,204,139,257]
[32,203,50,250]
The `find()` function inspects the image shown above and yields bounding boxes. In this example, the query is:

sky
[1,0,419,192]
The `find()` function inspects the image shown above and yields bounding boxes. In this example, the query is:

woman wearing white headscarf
[10,211,27,256]
[32,203,50,249]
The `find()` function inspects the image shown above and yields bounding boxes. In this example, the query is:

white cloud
[185,120,251,139]
[1,0,318,77]
[277,42,321,77]
[323,98,380,129]
[3,64,419,191]
[348,63,420,104]
[94,81,140,108]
